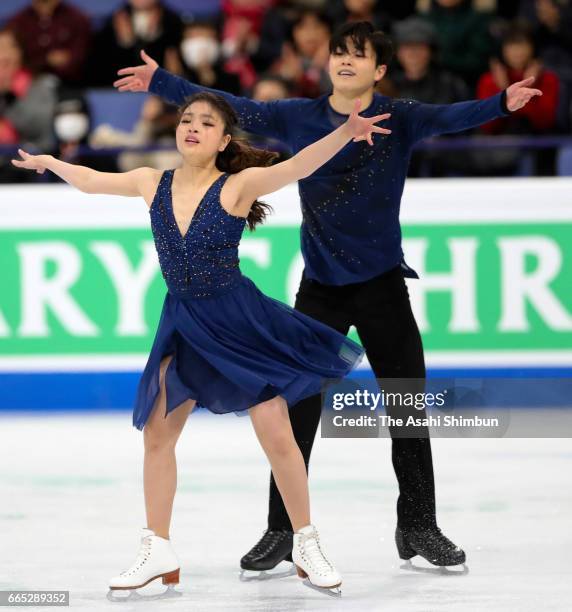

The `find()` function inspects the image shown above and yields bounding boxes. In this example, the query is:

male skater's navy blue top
[151,68,509,285]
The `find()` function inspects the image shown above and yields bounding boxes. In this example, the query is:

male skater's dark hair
[329,21,393,67]
[179,92,276,231]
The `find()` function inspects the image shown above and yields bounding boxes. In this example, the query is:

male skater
[114,21,540,570]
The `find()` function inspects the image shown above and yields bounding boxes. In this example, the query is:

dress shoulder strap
[150,169,175,212]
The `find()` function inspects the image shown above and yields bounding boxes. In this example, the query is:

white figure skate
[107,528,182,602]
[292,525,342,597]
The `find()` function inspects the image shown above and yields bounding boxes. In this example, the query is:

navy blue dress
[133,170,364,430]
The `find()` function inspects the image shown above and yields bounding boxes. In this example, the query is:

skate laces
[250,529,289,556]
[298,531,334,576]
[120,537,153,576]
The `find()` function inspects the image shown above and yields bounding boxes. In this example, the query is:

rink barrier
[0,178,570,411]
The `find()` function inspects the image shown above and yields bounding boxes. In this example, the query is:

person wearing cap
[391,17,468,105]
[390,17,472,177]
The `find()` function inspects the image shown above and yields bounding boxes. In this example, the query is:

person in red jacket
[6,0,91,86]
[477,24,559,135]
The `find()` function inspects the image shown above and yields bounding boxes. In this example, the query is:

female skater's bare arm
[11,149,161,206]
[228,100,391,216]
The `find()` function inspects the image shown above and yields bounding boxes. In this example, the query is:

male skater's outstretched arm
[114,49,540,147]
[114,49,294,144]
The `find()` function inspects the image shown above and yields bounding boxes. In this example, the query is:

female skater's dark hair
[178,92,277,231]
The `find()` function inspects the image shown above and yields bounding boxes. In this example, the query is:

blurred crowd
[1,0,572,182]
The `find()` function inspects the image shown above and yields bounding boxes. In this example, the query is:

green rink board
[0,222,570,355]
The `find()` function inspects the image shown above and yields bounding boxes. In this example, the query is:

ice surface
[1,411,571,611]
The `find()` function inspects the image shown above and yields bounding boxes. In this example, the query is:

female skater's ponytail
[179,92,278,231]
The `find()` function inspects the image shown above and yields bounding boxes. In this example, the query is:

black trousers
[267,265,437,531]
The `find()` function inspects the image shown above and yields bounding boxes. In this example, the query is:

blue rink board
[0,368,571,412]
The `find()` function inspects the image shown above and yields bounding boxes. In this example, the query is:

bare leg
[249,397,310,532]
[143,355,195,539]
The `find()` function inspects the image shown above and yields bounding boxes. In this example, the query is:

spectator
[90,0,183,87]
[390,18,470,177]
[477,24,559,134]
[271,10,332,98]
[391,17,469,104]
[249,73,293,161]
[475,23,559,175]
[327,0,392,33]
[424,0,492,89]
[47,94,119,182]
[520,0,572,77]
[220,0,275,91]
[0,28,57,183]
[53,96,91,157]
[251,0,302,73]
[222,0,274,54]
[177,20,241,95]
[251,74,293,101]
[6,0,92,86]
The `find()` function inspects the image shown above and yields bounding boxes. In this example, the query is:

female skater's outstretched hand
[346,99,391,146]
[114,49,158,92]
[12,148,159,202]
[11,149,47,174]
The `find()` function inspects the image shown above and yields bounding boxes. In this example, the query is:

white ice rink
[1,411,571,612]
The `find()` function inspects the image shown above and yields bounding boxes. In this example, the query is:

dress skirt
[133,275,364,430]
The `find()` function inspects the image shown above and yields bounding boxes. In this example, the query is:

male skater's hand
[113,50,158,93]
[505,77,543,112]
[345,99,391,146]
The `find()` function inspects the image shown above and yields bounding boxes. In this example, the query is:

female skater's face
[328,39,386,95]
[176,101,231,161]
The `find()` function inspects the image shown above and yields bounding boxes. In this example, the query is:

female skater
[12,92,389,597]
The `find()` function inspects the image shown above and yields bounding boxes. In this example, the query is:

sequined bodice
[150,170,246,298]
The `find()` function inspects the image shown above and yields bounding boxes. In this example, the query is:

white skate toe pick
[107,528,182,602]
[292,525,342,597]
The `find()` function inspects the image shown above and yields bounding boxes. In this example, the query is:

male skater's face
[328,38,386,96]
[176,101,231,160]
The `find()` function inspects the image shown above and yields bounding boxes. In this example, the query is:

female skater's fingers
[366,133,374,146]
[372,113,391,123]
[372,126,391,134]
[12,159,31,169]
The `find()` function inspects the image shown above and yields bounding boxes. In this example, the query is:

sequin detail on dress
[150,170,245,298]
